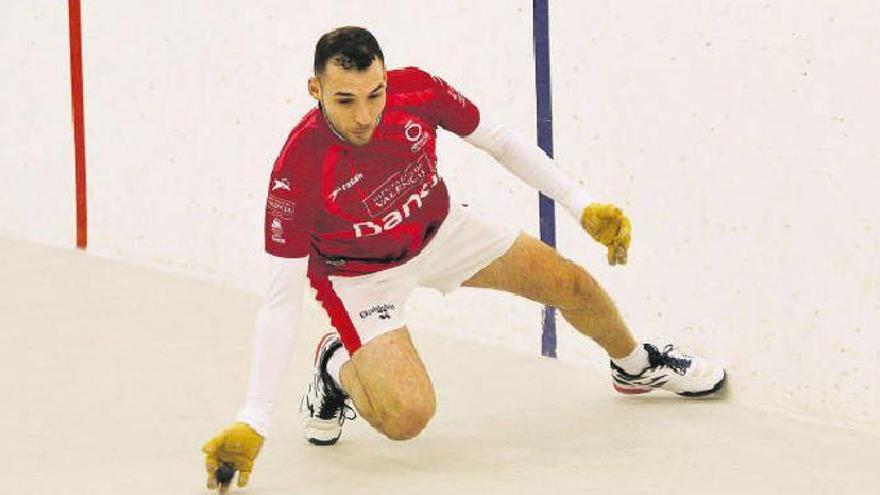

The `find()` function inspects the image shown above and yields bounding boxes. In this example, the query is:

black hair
[314,26,385,77]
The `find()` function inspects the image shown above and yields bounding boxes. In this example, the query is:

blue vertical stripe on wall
[533,0,557,358]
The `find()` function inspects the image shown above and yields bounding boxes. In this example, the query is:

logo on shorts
[359,303,395,320]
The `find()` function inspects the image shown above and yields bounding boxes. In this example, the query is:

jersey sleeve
[264,133,320,258]
[425,71,481,137]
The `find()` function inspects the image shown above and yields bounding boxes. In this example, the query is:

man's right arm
[237,129,320,435]
[235,254,309,437]
[202,125,320,491]
[202,255,307,489]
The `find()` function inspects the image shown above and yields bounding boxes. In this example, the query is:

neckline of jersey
[316,104,386,154]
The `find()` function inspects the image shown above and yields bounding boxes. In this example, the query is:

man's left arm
[462,115,631,266]
[422,68,630,264]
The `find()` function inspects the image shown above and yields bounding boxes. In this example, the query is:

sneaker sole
[613,382,653,394]
[304,422,343,446]
[308,436,341,446]
[677,372,727,397]
[613,371,727,397]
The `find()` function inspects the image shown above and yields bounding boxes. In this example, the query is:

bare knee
[341,328,437,441]
[377,398,436,441]
[344,382,436,441]
[553,261,600,310]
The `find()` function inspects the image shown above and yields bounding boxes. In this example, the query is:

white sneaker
[300,333,356,445]
[611,343,726,397]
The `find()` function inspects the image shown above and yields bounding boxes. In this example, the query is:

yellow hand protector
[580,203,631,266]
[201,422,264,492]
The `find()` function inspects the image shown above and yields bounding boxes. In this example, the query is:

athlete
[201,26,726,493]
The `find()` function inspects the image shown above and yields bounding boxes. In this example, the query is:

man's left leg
[462,232,726,396]
[463,232,636,358]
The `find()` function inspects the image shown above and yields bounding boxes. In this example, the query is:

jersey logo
[353,166,441,238]
[447,87,466,107]
[328,172,364,202]
[405,120,423,141]
[405,119,429,153]
[270,218,286,244]
[431,75,467,107]
[267,195,294,220]
[361,154,434,218]
[272,178,291,191]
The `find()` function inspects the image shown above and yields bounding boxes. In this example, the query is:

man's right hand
[201,422,264,492]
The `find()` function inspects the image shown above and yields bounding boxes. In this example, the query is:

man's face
[309,58,387,147]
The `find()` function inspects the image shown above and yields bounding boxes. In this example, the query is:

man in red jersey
[201,26,726,492]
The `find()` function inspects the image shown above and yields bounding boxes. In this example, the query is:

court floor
[2,237,877,495]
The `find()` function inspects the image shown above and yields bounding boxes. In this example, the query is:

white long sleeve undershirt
[235,255,309,437]
[462,114,596,221]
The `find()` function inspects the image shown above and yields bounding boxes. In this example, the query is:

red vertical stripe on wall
[67,0,87,249]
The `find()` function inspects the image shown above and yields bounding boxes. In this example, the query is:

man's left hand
[580,203,631,266]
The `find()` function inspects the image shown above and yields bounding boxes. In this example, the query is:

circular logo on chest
[404,120,423,142]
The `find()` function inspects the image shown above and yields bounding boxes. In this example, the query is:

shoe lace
[647,344,691,375]
[340,402,358,422]
[317,374,358,423]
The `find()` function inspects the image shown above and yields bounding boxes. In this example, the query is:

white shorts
[325,202,520,353]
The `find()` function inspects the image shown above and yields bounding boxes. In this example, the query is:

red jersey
[264,66,481,277]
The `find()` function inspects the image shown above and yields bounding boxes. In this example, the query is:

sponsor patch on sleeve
[267,194,295,220]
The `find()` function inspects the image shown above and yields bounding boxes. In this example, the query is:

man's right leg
[336,326,436,441]
[304,262,435,442]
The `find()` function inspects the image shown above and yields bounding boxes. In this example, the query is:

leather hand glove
[201,422,264,492]
[580,203,631,265]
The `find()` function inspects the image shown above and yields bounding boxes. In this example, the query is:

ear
[308,77,321,101]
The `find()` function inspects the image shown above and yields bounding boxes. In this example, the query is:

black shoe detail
[316,340,347,420]
[314,338,357,423]
[610,361,643,380]
[644,343,692,375]
[308,436,341,446]
[677,372,727,397]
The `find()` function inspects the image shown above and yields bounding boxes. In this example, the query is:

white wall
[549,0,880,431]
[4,1,879,432]
[1,2,75,247]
